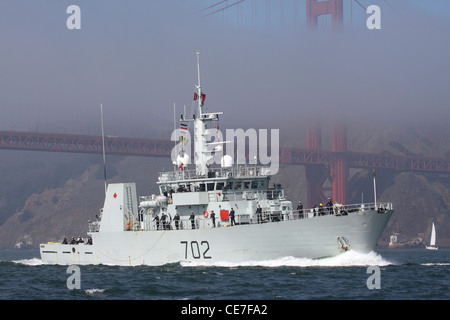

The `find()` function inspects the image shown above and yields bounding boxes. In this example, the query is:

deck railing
[88,202,393,233]
[158,165,271,182]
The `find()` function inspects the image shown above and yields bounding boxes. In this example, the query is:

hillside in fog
[0,122,448,249]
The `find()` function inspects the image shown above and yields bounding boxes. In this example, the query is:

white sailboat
[425,222,438,250]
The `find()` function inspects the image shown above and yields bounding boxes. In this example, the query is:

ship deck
[88,202,393,233]
[158,165,271,183]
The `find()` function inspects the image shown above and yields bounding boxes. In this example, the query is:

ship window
[216,182,224,190]
[207,183,215,191]
[260,180,268,189]
[199,183,206,192]
[251,181,258,189]
[225,182,233,189]
[244,181,250,189]
[161,186,170,195]
[234,181,241,190]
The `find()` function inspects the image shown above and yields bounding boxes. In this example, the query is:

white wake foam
[181,250,395,268]
[421,263,450,266]
[85,288,106,295]
[12,258,46,266]
[11,251,396,268]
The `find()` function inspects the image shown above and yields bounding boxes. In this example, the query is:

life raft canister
[203,210,209,218]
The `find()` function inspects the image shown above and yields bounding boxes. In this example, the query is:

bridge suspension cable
[201,0,246,17]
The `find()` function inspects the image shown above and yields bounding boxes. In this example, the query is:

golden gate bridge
[1,0,447,208]
[1,127,449,209]
[199,0,394,28]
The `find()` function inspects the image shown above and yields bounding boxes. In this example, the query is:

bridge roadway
[1,130,449,173]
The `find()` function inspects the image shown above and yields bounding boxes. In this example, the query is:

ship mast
[193,51,222,176]
[194,51,206,175]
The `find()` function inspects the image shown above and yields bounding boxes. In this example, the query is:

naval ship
[40,53,394,266]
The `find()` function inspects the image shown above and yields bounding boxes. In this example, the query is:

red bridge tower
[306,0,344,30]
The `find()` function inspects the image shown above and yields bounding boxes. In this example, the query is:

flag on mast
[180,123,189,146]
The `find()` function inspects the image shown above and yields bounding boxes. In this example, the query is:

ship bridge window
[225,182,233,190]
[160,186,170,196]
[244,181,250,189]
[207,183,215,191]
[177,184,190,192]
[199,183,206,192]
[260,180,268,189]
[216,182,224,190]
[234,181,242,190]
[251,181,259,189]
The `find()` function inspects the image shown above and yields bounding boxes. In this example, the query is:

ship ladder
[125,186,135,230]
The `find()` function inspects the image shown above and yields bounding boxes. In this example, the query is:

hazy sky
[0,1,449,139]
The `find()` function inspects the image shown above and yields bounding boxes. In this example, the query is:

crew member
[153,214,160,230]
[230,208,236,226]
[174,212,180,230]
[256,205,262,224]
[297,201,303,218]
[210,210,216,227]
[161,212,167,230]
[189,211,195,229]
[326,198,333,215]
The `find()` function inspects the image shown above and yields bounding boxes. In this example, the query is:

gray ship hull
[40,208,393,266]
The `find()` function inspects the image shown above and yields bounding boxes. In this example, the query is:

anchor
[337,236,350,251]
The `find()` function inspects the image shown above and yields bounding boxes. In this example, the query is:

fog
[0,0,449,140]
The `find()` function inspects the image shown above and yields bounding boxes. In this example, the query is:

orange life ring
[203,210,209,218]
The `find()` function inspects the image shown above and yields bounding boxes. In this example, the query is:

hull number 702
[180,241,211,260]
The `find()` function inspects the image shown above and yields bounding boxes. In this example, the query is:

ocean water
[0,248,448,301]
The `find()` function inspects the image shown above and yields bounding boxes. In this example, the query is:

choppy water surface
[1,248,448,300]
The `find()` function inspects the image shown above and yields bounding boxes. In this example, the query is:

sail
[430,223,436,246]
